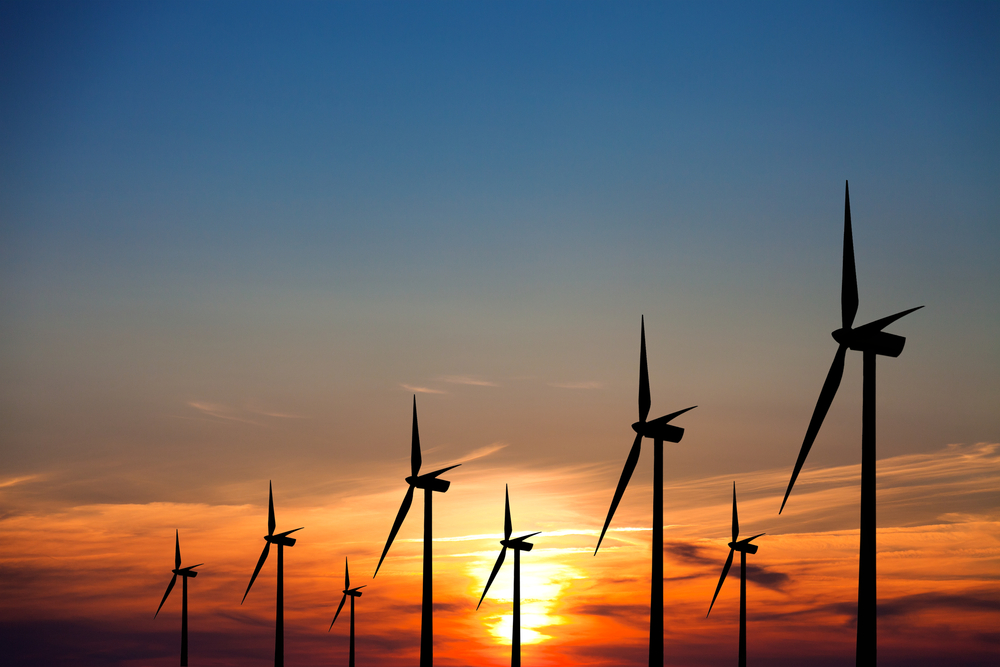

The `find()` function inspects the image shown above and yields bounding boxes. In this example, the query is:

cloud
[0,475,40,489]
[548,381,603,389]
[438,375,498,387]
[449,442,508,465]
[664,540,715,566]
[399,384,447,394]
[186,401,260,425]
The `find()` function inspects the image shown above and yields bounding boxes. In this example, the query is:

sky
[1,1,998,665]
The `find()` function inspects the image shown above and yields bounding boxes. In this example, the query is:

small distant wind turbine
[779,182,921,667]
[330,557,366,667]
[595,316,695,667]
[374,396,460,667]
[477,485,540,667]
[154,530,201,667]
[241,481,303,667]
[707,484,763,667]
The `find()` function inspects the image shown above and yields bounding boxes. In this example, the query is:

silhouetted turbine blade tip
[411,396,421,477]
[842,180,859,330]
[731,483,739,543]
[374,484,415,577]
[780,343,847,514]
[331,593,347,629]
[174,530,181,570]
[707,548,734,617]
[504,485,512,540]
[639,317,650,423]
[155,573,177,618]
[242,541,270,604]
[268,481,275,536]
[478,546,507,610]
[345,557,350,589]
[595,432,642,555]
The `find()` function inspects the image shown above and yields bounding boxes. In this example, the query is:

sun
[469,556,584,645]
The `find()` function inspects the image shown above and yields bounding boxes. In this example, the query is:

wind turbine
[330,557,366,667]
[594,316,696,667]
[779,181,921,667]
[373,396,460,667]
[477,485,540,667]
[241,481,303,667]
[154,530,201,667]
[707,484,764,667]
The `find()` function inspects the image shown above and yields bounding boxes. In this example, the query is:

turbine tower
[477,485,540,667]
[241,481,303,667]
[707,484,763,667]
[154,530,202,666]
[594,316,696,667]
[779,181,921,667]
[374,396,460,667]
[330,557,366,667]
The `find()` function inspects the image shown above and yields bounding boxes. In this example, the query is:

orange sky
[2,441,998,666]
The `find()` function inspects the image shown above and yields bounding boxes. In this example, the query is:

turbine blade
[242,541,270,604]
[345,557,350,590]
[853,306,924,335]
[639,316,650,423]
[330,593,348,630]
[477,546,507,609]
[374,484,415,577]
[175,529,181,570]
[647,405,697,426]
[843,181,858,330]
[707,549,734,617]
[779,344,847,514]
[504,485,512,541]
[268,481,275,537]
[731,483,739,543]
[412,396,421,477]
[422,463,460,479]
[154,574,177,618]
[595,433,642,555]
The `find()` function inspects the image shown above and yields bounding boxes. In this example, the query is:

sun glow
[469,554,584,645]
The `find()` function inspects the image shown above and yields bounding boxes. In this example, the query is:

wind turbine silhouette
[477,485,540,667]
[330,557,366,667]
[594,316,696,667]
[241,481,303,667]
[154,530,201,667]
[707,484,763,667]
[373,396,460,667]
[779,181,921,667]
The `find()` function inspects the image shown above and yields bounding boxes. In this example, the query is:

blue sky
[1,0,997,502]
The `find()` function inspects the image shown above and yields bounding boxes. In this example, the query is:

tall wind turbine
[707,484,763,667]
[594,316,696,667]
[779,181,921,667]
[154,530,201,667]
[477,485,540,667]
[373,396,460,667]
[330,557,366,667]
[241,481,303,667]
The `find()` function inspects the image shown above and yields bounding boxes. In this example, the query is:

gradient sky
[1,2,998,666]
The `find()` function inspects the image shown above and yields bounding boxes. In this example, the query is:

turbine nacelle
[405,464,460,493]
[342,586,365,598]
[728,533,764,554]
[171,565,202,578]
[501,532,541,552]
[265,527,303,547]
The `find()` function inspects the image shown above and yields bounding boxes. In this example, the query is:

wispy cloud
[186,401,260,425]
[0,475,40,489]
[548,380,602,389]
[399,384,447,394]
[449,442,508,465]
[438,375,498,387]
